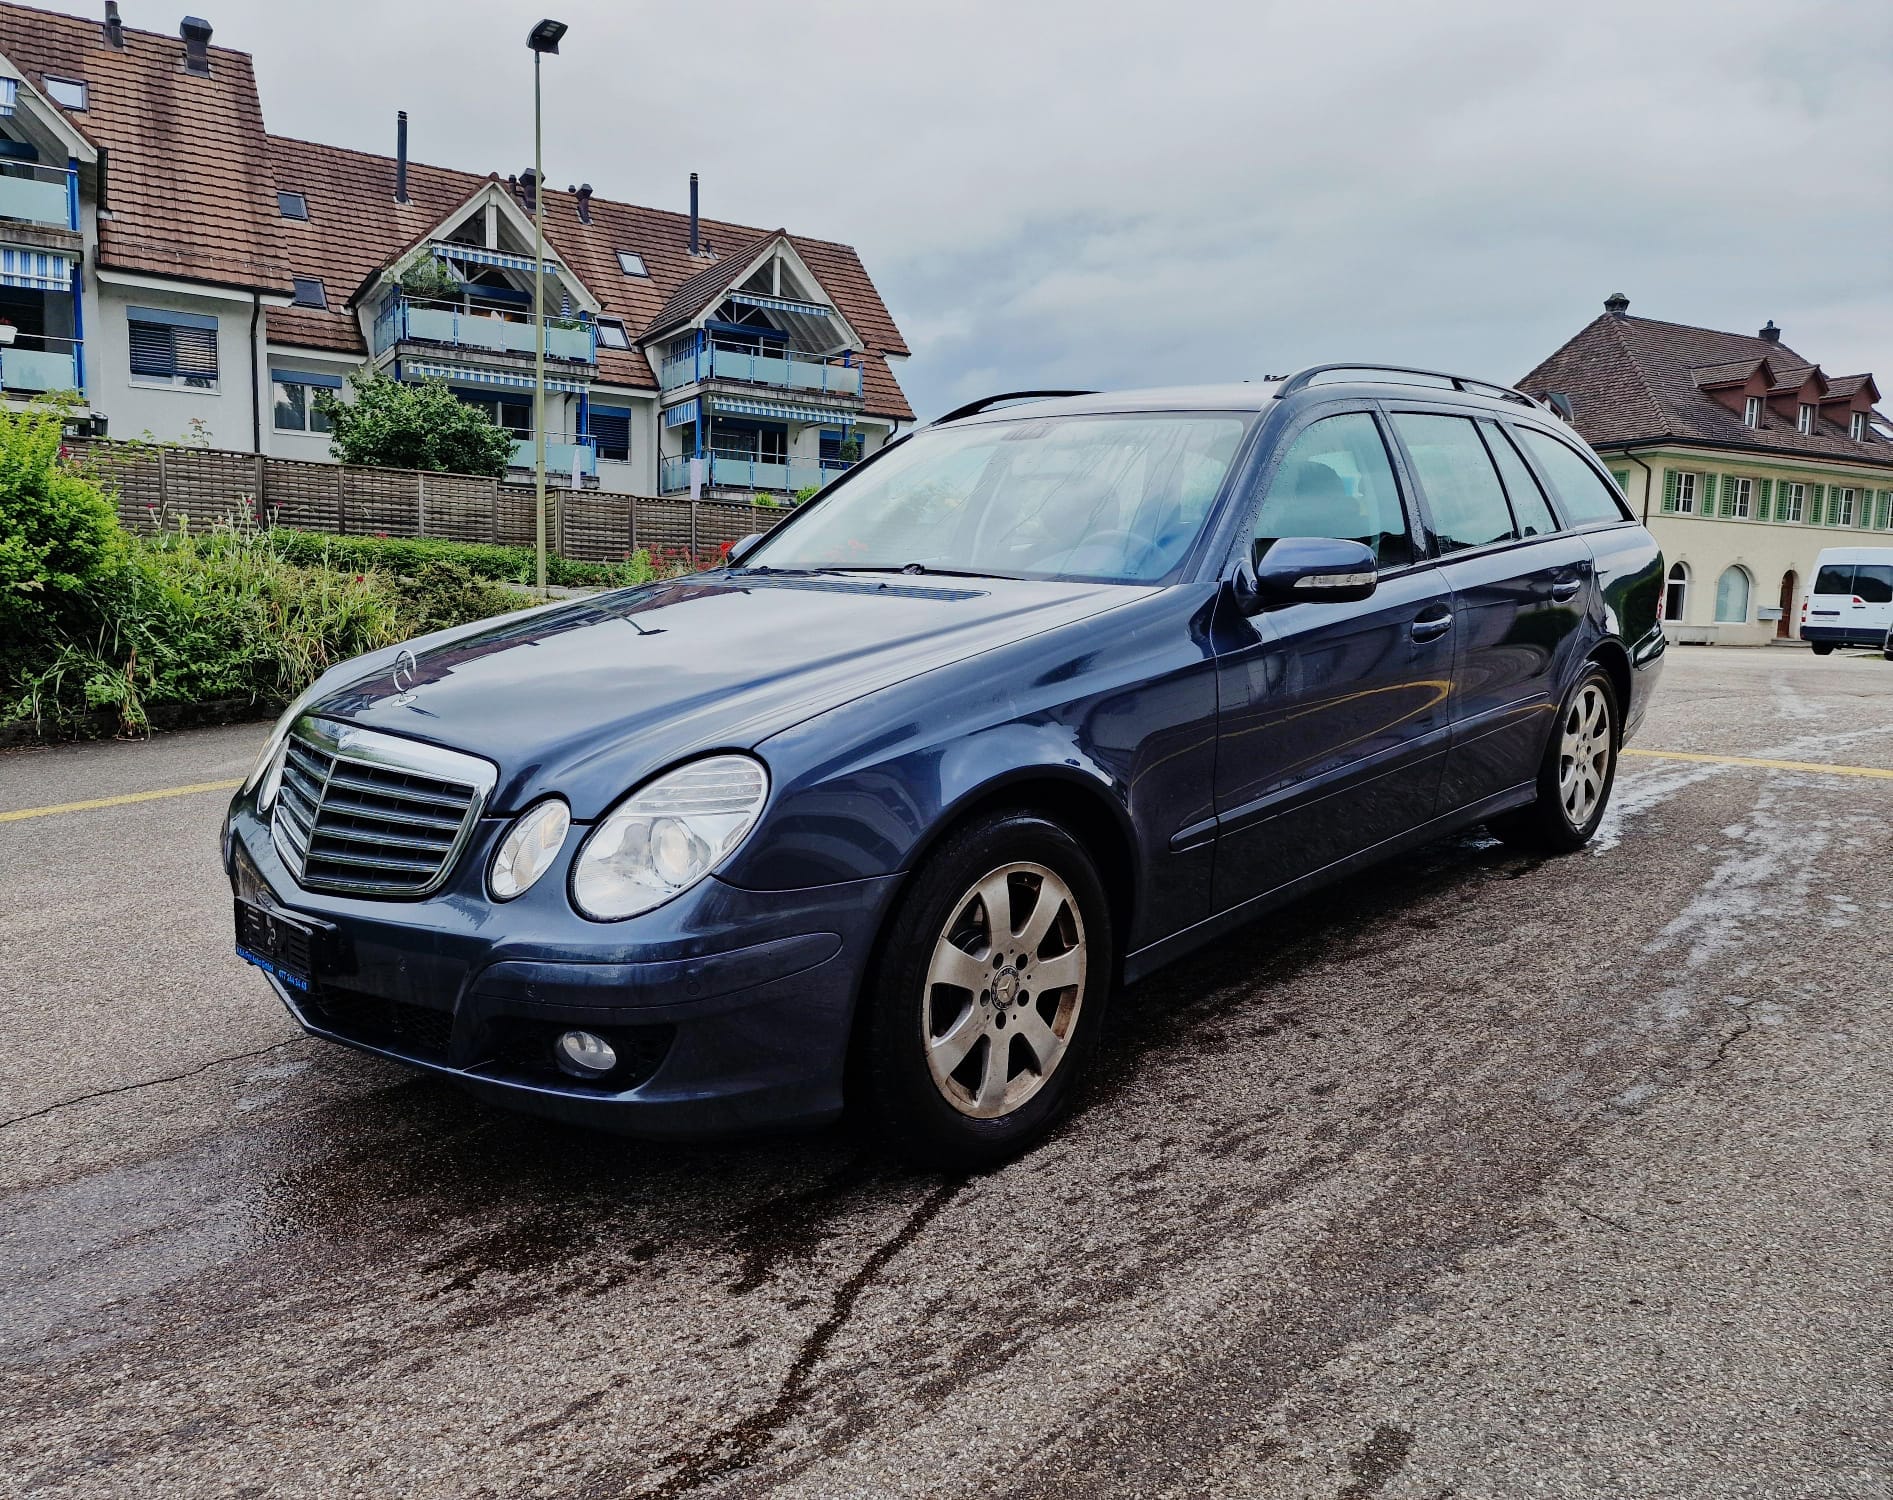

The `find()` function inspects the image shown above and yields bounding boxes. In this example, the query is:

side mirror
[1249,536,1379,611]
[727,532,764,566]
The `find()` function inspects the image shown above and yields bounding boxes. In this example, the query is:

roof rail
[1274,364,1549,410]
[931,390,1098,425]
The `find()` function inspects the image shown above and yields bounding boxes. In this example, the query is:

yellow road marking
[0,778,244,823]
[1624,748,1893,780]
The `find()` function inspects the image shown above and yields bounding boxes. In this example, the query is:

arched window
[1715,565,1752,623]
[1664,562,1689,622]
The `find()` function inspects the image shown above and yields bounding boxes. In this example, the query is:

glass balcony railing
[373,299,596,364]
[659,452,845,495]
[508,435,597,477]
[0,341,80,394]
[0,163,76,230]
[659,341,862,399]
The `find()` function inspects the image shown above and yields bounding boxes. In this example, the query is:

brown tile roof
[1519,310,1893,470]
[0,1,290,292]
[265,136,913,420]
[641,228,780,340]
[1689,358,1766,388]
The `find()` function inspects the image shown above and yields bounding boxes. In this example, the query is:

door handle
[1550,578,1583,601]
[1410,611,1453,642]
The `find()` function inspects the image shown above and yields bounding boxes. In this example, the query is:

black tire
[858,810,1113,1171]
[1810,642,1835,656]
[1489,664,1620,855]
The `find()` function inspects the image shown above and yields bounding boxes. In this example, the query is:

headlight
[489,798,570,901]
[571,755,769,921]
[244,680,327,811]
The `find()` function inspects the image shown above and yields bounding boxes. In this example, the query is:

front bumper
[225,796,899,1139]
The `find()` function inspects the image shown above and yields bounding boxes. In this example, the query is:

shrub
[264,529,701,589]
[319,370,516,477]
[0,399,122,635]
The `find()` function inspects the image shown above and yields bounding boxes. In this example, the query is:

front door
[1213,408,1452,911]
[1386,411,1590,812]
[1777,571,1796,639]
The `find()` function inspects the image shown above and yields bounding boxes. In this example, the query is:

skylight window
[291,276,327,309]
[596,317,630,349]
[616,251,648,277]
[43,76,87,111]
[278,191,309,220]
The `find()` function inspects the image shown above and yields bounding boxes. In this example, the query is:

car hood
[309,571,1152,816]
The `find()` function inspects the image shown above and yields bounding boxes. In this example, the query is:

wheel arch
[1586,637,1634,742]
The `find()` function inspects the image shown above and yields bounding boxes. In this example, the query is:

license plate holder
[234,898,329,995]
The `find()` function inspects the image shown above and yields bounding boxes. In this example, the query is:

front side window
[1726,476,1753,518]
[1515,427,1630,526]
[1391,412,1514,554]
[745,411,1251,584]
[1254,411,1412,567]
[272,375,336,433]
[1779,482,1806,522]
[128,307,217,390]
[1481,421,1559,536]
[1714,565,1751,623]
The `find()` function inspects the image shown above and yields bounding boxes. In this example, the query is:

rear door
[1386,409,1591,812]
[1808,559,1859,641]
[1212,407,1453,909]
[1846,560,1893,641]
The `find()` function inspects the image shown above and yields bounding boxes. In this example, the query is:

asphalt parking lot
[2,644,1890,1499]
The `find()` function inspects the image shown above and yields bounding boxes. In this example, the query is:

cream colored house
[1521,296,1891,644]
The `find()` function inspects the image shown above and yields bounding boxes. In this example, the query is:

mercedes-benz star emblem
[391,648,419,697]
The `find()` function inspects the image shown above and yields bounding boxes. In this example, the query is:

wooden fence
[71,441,785,566]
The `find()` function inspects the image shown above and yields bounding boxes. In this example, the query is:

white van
[1802,546,1893,654]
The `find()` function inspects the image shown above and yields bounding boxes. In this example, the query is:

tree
[319,371,516,477]
[0,397,122,635]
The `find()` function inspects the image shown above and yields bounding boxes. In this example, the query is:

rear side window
[1813,564,1854,595]
[1481,422,1560,537]
[1854,565,1893,604]
[1514,426,1630,526]
[1252,411,1411,567]
[1390,412,1515,553]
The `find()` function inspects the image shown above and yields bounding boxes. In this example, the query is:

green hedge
[265,530,685,590]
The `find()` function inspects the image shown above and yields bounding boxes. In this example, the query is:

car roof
[1813,546,1893,565]
[936,374,1553,426]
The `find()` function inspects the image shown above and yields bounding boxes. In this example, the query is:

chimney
[102,1,124,48]
[395,112,410,203]
[518,167,538,215]
[1759,319,1781,345]
[574,183,593,225]
[1603,291,1629,317]
[180,15,212,75]
[689,171,700,255]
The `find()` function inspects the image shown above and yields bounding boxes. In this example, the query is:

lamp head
[527,18,567,53]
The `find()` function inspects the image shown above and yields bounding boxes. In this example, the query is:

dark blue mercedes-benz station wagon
[225,365,1665,1167]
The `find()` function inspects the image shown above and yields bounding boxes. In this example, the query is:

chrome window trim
[271,716,499,899]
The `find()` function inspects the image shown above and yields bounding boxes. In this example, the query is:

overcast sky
[58,0,1893,419]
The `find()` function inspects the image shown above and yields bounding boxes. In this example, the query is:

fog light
[555,1029,617,1078]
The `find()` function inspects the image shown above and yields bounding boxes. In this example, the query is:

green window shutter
[1661,469,1678,512]
[1610,469,1629,492]
[1880,491,1892,529]
[1757,478,1772,521]
[1720,476,1737,517]
[1703,474,1719,514]
[1810,484,1825,524]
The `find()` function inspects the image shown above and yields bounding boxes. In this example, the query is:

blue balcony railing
[508,434,597,478]
[0,336,80,394]
[372,298,596,364]
[659,451,845,495]
[0,162,77,230]
[659,339,862,399]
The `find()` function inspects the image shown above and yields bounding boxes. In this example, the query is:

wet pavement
[2,645,1890,1498]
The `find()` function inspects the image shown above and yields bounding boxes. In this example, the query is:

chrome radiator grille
[271,719,495,898]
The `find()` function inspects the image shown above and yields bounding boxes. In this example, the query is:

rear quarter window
[1513,426,1631,527]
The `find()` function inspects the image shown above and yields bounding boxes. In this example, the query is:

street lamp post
[527,18,567,599]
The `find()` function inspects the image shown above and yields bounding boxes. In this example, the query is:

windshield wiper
[831,563,1019,580]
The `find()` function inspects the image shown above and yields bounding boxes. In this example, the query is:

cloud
[92,0,1893,416]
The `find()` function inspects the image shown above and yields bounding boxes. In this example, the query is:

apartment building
[0,3,913,498]
[1520,295,1891,644]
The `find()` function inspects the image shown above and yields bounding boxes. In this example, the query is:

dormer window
[1744,396,1762,427]
[43,76,87,111]
[1797,403,1816,434]
[1851,412,1868,441]
[616,251,648,277]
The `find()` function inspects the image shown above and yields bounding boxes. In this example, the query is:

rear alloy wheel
[1490,665,1619,854]
[861,812,1111,1169]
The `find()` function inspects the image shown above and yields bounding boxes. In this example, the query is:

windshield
[742,412,1250,583]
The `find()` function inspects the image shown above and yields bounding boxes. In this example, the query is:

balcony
[372,299,596,365]
[0,162,75,231]
[0,337,80,395]
[659,452,852,496]
[659,340,863,400]
[508,434,597,479]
